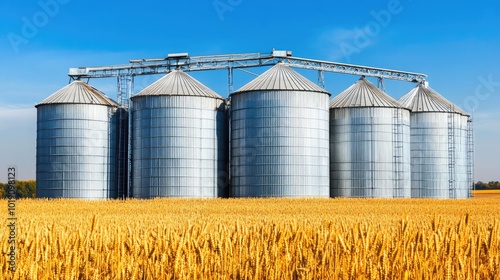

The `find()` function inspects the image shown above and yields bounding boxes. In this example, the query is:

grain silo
[130,70,229,198]
[399,83,471,198]
[36,80,121,199]
[230,63,330,197]
[330,77,411,198]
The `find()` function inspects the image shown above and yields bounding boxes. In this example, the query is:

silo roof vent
[330,77,402,108]
[133,70,224,100]
[398,83,468,115]
[233,63,329,94]
[36,80,119,107]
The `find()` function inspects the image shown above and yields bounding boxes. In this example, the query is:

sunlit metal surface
[399,84,471,198]
[131,71,229,198]
[230,64,330,197]
[36,81,120,199]
[330,78,411,198]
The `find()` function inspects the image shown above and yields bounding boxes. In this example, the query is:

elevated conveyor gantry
[68,49,427,107]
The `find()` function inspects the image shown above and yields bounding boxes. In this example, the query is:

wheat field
[473,190,500,199]
[1,198,499,279]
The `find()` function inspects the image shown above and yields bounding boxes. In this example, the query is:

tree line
[0,180,498,198]
[0,180,36,198]
[474,181,500,190]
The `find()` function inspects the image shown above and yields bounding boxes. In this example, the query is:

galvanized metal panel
[131,95,229,198]
[452,114,470,198]
[134,70,224,99]
[330,77,402,108]
[234,63,328,93]
[409,113,450,198]
[230,90,330,197]
[330,107,411,198]
[399,84,470,199]
[399,84,468,115]
[451,114,470,198]
[36,103,119,199]
[36,80,119,106]
[409,112,470,198]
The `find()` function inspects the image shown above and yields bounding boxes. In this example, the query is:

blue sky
[0,0,499,182]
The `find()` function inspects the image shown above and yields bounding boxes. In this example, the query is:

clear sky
[0,0,499,182]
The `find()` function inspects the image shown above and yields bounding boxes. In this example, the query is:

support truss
[68,49,427,105]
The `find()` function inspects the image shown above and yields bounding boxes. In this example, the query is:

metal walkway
[68,49,427,107]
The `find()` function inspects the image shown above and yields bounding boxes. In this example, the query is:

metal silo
[330,77,411,198]
[36,80,120,199]
[131,70,229,198]
[230,63,330,197]
[399,83,471,198]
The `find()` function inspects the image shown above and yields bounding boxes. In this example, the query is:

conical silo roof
[330,77,402,108]
[36,80,119,107]
[233,63,329,94]
[133,70,224,99]
[398,83,468,115]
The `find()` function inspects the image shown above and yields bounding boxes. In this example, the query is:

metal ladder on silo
[393,108,403,197]
[448,111,456,198]
[466,116,474,197]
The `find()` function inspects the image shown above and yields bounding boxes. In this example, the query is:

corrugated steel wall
[36,104,118,199]
[116,107,129,198]
[230,90,330,197]
[410,112,470,198]
[131,95,229,198]
[410,113,448,198]
[330,107,411,198]
[453,114,470,198]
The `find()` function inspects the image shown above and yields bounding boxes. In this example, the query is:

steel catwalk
[131,71,229,198]
[330,77,411,198]
[36,81,120,199]
[230,64,330,197]
[399,84,471,198]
